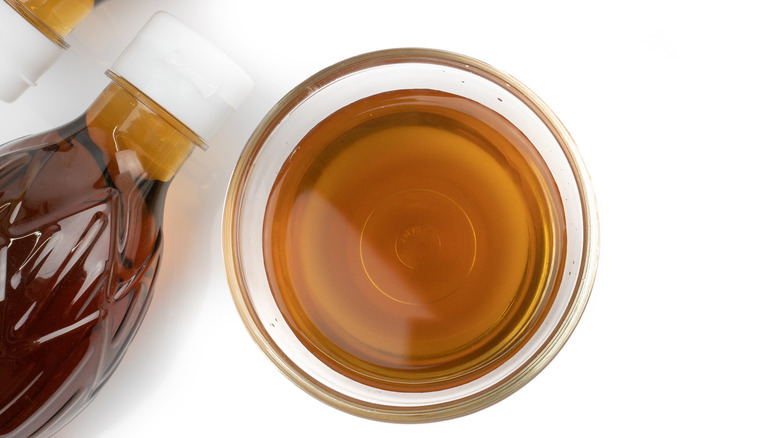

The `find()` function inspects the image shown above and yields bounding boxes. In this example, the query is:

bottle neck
[85,75,201,182]
[6,0,93,40]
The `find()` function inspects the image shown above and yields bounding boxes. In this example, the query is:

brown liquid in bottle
[264,89,566,392]
[0,82,193,436]
[13,0,109,36]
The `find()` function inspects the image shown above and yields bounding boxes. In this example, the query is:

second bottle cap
[111,11,254,144]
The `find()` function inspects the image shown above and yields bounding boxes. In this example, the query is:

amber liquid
[265,89,566,392]
[0,82,192,436]
[14,0,107,36]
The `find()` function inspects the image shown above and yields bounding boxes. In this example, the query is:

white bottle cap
[111,12,253,142]
[0,1,65,103]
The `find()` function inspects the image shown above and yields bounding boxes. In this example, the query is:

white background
[1,0,778,436]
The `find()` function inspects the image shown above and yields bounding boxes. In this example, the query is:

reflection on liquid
[264,89,565,392]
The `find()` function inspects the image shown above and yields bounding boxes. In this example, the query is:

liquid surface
[264,89,565,392]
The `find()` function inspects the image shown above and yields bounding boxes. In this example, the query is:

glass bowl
[222,48,598,422]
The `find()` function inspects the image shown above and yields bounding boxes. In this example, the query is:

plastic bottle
[0,11,252,436]
[0,0,110,102]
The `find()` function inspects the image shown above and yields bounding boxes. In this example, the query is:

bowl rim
[222,47,600,422]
